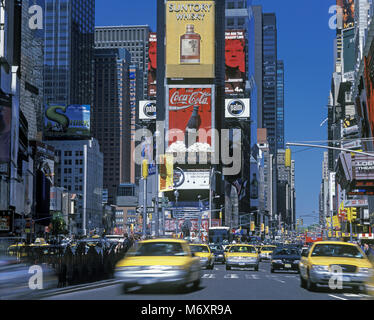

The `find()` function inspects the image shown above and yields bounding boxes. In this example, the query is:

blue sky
[96,0,337,226]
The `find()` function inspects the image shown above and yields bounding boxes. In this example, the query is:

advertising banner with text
[168,86,213,150]
[225,30,246,96]
[166,1,215,78]
[148,32,157,98]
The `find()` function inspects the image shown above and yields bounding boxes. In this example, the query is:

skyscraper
[44,0,95,107]
[276,60,284,150]
[262,13,278,154]
[93,48,131,204]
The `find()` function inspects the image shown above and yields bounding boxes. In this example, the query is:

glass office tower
[44,0,95,107]
[262,13,277,154]
[276,60,284,150]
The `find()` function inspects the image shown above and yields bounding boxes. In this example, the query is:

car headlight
[115,266,142,272]
[272,259,282,264]
[311,265,329,272]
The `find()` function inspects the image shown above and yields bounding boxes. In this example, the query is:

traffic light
[142,159,148,179]
[285,149,291,167]
[219,211,222,220]
[351,207,357,221]
[250,221,255,232]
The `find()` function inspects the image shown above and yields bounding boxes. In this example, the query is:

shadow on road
[123,284,206,295]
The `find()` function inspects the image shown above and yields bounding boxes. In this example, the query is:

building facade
[93,48,132,204]
[47,138,103,235]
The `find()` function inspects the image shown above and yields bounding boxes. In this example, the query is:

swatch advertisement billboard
[166,1,215,79]
[225,30,246,96]
[148,32,157,98]
[167,86,213,150]
[44,104,91,139]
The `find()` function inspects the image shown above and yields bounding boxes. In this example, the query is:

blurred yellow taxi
[259,245,277,262]
[115,238,202,292]
[7,243,27,258]
[224,245,233,261]
[225,244,259,271]
[190,244,214,270]
[299,241,373,292]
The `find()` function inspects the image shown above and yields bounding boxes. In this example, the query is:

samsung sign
[139,101,156,120]
[225,99,250,118]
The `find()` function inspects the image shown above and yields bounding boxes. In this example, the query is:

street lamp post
[174,190,179,237]
[198,195,202,241]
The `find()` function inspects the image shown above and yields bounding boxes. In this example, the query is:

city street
[43,262,370,301]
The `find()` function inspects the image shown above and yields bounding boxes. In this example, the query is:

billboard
[225,99,250,118]
[139,101,156,120]
[44,104,91,139]
[159,154,174,192]
[166,1,215,79]
[225,30,246,96]
[337,0,355,30]
[173,168,210,190]
[168,86,213,150]
[0,96,12,163]
[148,33,157,98]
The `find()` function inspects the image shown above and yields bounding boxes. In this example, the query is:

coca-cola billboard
[168,86,213,149]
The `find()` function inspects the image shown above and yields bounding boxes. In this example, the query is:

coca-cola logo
[143,102,156,118]
[169,89,211,111]
[227,100,245,117]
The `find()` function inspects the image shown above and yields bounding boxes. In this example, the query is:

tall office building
[94,26,150,100]
[95,26,151,185]
[262,13,278,154]
[93,48,131,204]
[44,0,95,106]
[276,60,284,150]
[47,139,103,235]
[20,0,44,140]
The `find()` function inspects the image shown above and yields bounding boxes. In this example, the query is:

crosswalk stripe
[224,274,239,279]
[245,274,260,280]
[202,274,216,279]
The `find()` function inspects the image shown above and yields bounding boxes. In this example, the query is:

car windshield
[274,248,300,256]
[132,242,188,257]
[311,244,364,259]
[210,245,223,251]
[229,246,256,253]
[261,246,275,251]
[191,245,210,253]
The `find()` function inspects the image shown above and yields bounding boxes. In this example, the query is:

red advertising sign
[148,33,157,98]
[168,87,212,148]
[225,30,246,96]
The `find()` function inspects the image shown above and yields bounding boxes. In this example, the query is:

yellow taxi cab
[225,244,259,271]
[224,245,233,261]
[115,238,202,292]
[7,243,28,258]
[29,238,51,255]
[190,244,214,270]
[299,241,373,292]
[259,245,277,262]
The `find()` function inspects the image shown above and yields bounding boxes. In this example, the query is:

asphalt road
[42,261,372,301]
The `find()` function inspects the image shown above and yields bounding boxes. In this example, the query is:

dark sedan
[271,247,301,273]
[209,244,225,264]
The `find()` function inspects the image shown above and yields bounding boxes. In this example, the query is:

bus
[208,227,233,244]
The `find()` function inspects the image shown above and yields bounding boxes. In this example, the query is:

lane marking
[329,294,347,300]
[224,274,239,279]
[245,274,260,280]
[202,274,216,279]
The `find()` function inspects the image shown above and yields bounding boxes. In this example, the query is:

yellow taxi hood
[226,253,258,258]
[116,256,193,268]
[309,256,372,268]
[193,252,211,258]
